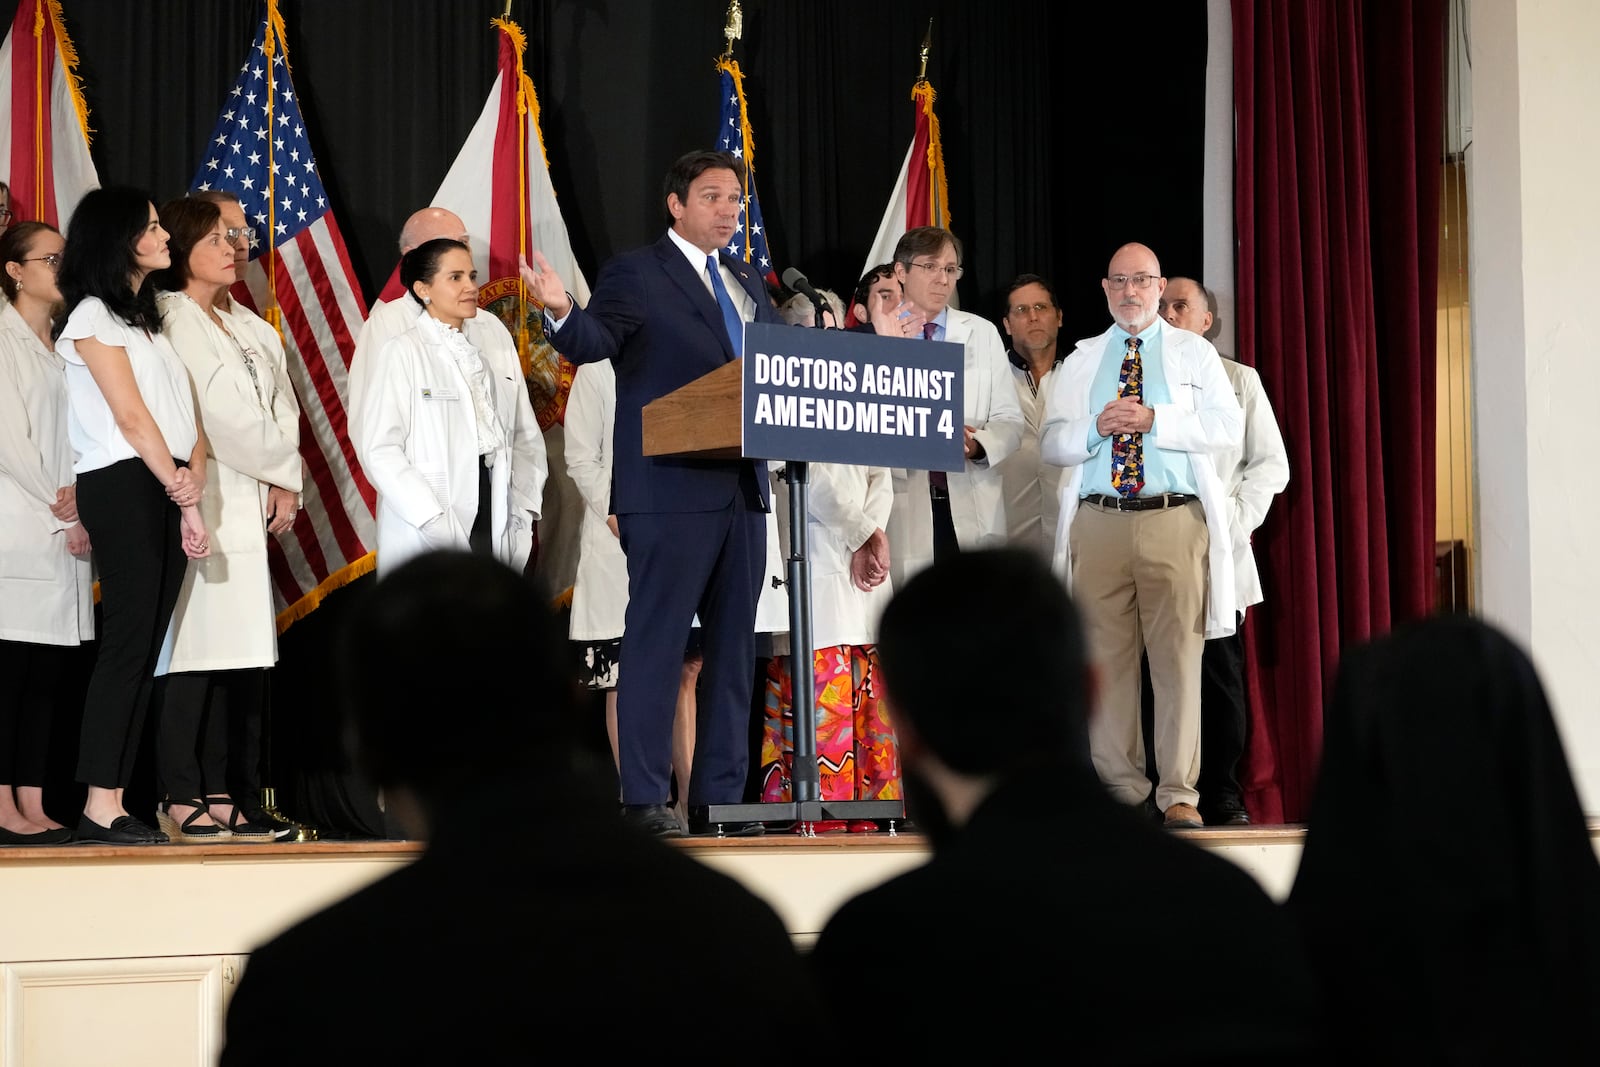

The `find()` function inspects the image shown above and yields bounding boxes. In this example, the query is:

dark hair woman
[148,195,301,842]
[0,221,87,845]
[54,186,210,845]
[353,237,546,579]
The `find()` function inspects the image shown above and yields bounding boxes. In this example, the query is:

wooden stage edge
[2,821,1598,961]
[4,818,1600,1067]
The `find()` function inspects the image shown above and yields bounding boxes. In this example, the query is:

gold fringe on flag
[491,14,548,377]
[274,551,377,633]
[714,56,759,262]
[41,1,92,145]
[912,79,951,231]
[258,0,291,342]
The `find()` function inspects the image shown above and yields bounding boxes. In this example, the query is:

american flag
[191,1,376,628]
[713,57,778,287]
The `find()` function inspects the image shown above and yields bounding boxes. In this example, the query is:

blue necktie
[705,254,744,358]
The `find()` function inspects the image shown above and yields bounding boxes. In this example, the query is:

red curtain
[1232,0,1445,822]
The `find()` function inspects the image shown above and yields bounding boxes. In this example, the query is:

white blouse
[57,296,198,473]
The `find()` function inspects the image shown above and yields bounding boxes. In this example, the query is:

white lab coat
[886,308,1025,587]
[357,309,548,577]
[565,360,628,641]
[0,304,93,644]
[806,463,893,647]
[156,292,303,672]
[996,356,1067,562]
[1214,358,1290,613]
[1042,319,1244,639]
[346,296,417,448]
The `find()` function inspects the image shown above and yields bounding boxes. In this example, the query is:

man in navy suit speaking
[522,150,779,837]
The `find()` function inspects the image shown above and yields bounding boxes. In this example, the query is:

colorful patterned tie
[1110,336,1144,497]
[706,254,744,358]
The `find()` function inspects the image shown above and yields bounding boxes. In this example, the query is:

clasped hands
[868,292,927,340]
[166,466,204,508]
[1096,396,1154,437]
[849,528,891,592]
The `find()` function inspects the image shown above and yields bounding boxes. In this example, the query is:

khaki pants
[1070,498,1208,810]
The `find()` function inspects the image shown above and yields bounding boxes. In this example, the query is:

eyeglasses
[0,208,13,222]
[21,253,61,269]
[224,226,250,245]
[1009,302,1055,317]
[1106,273,1158,290]
[907,261,963,280]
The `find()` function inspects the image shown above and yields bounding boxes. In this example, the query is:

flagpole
[31,0,44,216]
[261,0,283,337]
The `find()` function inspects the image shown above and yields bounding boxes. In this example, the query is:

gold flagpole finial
[501,0,512,18]
[721,0,743,61]
[917,19,933,82]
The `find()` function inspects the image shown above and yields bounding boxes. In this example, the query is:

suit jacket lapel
[721,252,768,320]
[655,235,735,361]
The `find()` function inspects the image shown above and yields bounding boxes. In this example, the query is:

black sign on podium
[743,322,965,472]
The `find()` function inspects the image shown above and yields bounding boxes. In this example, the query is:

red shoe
[847,820,878,834]
[796,819,848,834]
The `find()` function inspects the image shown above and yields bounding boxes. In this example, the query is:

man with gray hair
[346,207,472,442]
[1159,276,1288,825]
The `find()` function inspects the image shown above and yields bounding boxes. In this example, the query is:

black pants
[158,669,267,805]
[468,460,493,557]
[0,640,70,786]
[75,458,188,789]
[931,487,960,564]
[1197,630,1248,817]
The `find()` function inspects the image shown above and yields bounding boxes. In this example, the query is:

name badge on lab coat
[420,387,459,400]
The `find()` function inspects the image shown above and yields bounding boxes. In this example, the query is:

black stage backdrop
[5,0,1209,331]
[8,0,1210,833]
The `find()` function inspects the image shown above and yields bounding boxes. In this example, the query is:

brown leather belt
[1082,493,1196,512]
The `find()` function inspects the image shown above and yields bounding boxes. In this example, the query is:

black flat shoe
[621,804,683,838]
[0,825,73,846]
[76,814,169,845]
[686,807,766,838]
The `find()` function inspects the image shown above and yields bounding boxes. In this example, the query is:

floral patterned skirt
[759,644,901,802]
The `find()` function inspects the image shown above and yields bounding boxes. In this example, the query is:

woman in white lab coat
[151,196,302,841]
[0,222,90,845]
[356,239,546,578]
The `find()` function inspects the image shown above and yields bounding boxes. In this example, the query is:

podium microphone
[781,267,829,328]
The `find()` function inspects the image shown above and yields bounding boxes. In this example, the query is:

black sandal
[205,795,274,840]
[157,799,226,842]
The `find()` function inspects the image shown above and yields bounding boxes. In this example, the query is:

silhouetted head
[1289,615,1600,1059]
[339,552,582,816]
[878,548,1093,778]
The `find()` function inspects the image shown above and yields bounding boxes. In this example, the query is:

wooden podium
[641,356,908,834]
